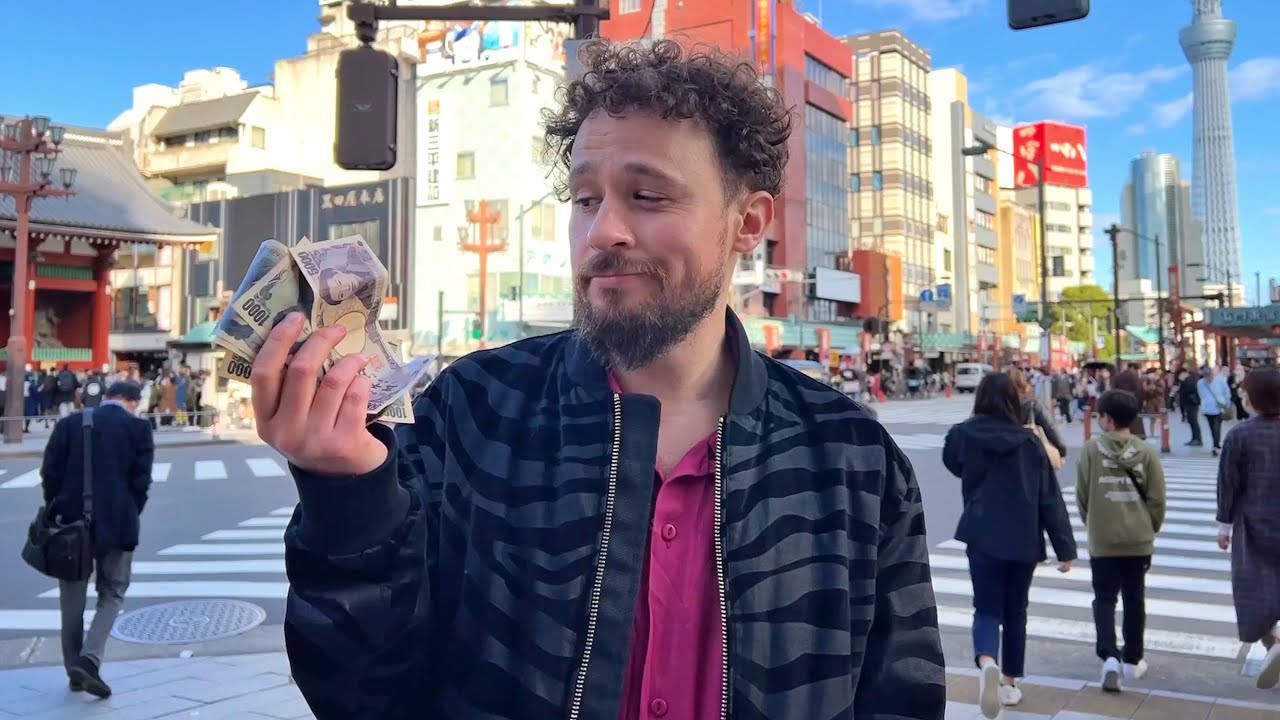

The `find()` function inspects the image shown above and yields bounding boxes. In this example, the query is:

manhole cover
[111,599,267,645]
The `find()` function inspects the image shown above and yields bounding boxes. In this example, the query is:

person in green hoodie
[1076,389,1166,694]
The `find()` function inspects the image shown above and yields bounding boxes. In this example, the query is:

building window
[457,152,476,179]
[871,126,881,145]
[619,0,641,13]
[251,126,266,149]
[490,77,509,106]
[975,210,994,230]
[218,126,238,143]
[849,128,859,147]
[194,130,212,144]
[1051,255,1066,277]
[850,174,860,192]
[943,248,952,272]
[329,220,382,258]
[872,171,884,191]
[804,55,846,96]
[433,226,443,242]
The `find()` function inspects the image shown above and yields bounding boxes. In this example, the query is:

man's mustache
[576,252,665,280]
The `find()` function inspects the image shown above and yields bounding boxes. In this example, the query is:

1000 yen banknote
[215,239,291,357]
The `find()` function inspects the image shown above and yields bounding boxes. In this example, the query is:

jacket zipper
[567,392,623,720]
[713,416,730,720]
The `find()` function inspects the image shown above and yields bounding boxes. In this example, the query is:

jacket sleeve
[130,419,155,512]
[40,418,68,504]
[1216,428,1241,525]
[1033,403,1067,457]
[1144,446,1166,533]
[942,425,963,478]
[1038,455,1078,562]
[853,435,946,719]
[283,387,447,719]
[1075,444,1091,525]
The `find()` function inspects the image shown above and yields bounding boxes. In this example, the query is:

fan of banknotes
[213,235,432,424]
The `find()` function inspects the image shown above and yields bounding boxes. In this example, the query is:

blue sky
[2,0,1277,301]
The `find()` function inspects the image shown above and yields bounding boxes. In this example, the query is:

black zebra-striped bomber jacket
[283,310,946,719]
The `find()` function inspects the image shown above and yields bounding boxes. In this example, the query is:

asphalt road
[0,396,1272,702]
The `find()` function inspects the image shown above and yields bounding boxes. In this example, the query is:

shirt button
[649,697,668,717]
[661,523,677,541]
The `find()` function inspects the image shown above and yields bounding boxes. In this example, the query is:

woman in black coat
[943,372,1077,718]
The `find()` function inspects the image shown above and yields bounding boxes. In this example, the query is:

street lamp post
[0,117,76,444]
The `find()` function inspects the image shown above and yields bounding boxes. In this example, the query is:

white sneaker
[1257,643,1280,690]
[978,658,1002,719]
[1101,657,1123,693]
[998,683,1023,706]
[1124,659,1149,681]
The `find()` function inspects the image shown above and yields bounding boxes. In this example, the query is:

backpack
[56,372,75,393]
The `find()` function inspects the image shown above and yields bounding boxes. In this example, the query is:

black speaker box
[335,45,399,170]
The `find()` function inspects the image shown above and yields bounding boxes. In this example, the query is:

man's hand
[1057,560,1073,573]
[1218,533,1231,551]
[251,312,388,476]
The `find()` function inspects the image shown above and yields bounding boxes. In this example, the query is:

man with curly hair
[261,39,944,720]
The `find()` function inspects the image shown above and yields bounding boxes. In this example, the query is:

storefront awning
[919,332,975,351]
[1124,325,1162,344]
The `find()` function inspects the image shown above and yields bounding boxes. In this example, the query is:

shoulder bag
[20,409,95,582]
[1120,464,1149,503]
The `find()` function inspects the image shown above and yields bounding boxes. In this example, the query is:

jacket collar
[564,307,767,416]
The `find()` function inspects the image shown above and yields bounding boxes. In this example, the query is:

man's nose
[584,198,635,251]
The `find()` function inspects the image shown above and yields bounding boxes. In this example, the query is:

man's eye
[635,193,664,203]
[573,196,598,208]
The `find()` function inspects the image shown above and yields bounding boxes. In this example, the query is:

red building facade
[602,0,858,323]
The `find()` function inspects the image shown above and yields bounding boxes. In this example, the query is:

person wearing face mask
[1217,368,1280,689]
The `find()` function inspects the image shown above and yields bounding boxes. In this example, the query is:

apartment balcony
[975,226,998,250]
[143,142,232,177]
[974,191,996,216]
[1080,253,1096,273]
[976,262,998,289]
[1078,208,1093,228]
[1078,232,1094,250]
[971,155,996,181]
[1077,187,1092,206]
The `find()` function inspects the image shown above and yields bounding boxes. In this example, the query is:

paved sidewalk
[1,653,1275,719]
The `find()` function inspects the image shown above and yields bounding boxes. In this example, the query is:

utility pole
[1107,223,1122,364]
[1154,234,1166,371]
[1036,146,1052,370]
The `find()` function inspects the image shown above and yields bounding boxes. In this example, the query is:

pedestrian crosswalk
[871,396,974,427]
[0,456,288,488]
[890,432,948,450]
[928,455,1259,666]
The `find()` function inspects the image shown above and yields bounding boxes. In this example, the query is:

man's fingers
[334,373,373,432]
[250,312,305,422]
[272,325,347,429]
[309,354,371,431]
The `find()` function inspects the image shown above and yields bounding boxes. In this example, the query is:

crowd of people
[943,363,1280,718]
[0,363,215,431]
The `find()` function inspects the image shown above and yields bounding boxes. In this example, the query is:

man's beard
[573,244,725,371]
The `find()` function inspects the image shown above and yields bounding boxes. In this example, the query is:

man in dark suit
[40,382,153,699]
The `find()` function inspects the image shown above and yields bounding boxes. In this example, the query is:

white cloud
[852,0,987,22]
[1020,64,1186,120]
[1135,56,1280,132]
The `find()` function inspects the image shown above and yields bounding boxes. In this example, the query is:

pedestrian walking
[80,371,106,409]
[39,382,153,699]
[53,363,78,417]
[1216,368,1280,690]
[1076,390,1166,693]
[1053,370,1074,423]
[1198,366,1230,455]
[249,39,945,720]
[1228,365,1249,421]
[1007,368,1068,466]
[944,372,1077,718]
[1179,369,1203,446]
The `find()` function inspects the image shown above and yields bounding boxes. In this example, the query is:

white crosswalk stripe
[246,457,287,477]
[193,460,227,480]
[889,433,948,450]
[151,462,171,482]
[0,468,41,488]
[930,459,1254,663]
[873,398,974,427]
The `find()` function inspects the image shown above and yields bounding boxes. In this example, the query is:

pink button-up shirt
[610,374,724,720]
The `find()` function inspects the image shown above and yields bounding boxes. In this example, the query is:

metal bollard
[1160,412,1171,454]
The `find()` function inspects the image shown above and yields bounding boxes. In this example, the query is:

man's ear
[730,190,775,255]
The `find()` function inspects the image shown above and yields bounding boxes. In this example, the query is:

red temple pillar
[91,249,113,371]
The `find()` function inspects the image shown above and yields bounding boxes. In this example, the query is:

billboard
[1012,121,1088,189]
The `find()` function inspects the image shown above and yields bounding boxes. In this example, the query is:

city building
[927,68,998,338]
[108,0,419,206]
[411,19,575,356]
[186,177,416,351]
[994,193,1039,337]
[0,122,216,373]
[603,0,872,359]
[1117,151,1204,326]
[1003,121,1094,300]
[1180,0,1242,287]
[842,30,934,334]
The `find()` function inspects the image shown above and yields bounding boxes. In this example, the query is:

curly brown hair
[542,39,792,200]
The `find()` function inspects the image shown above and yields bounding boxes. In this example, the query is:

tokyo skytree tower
[1179,0,1241,287]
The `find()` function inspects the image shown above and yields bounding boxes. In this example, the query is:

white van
[954,363,994,393]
